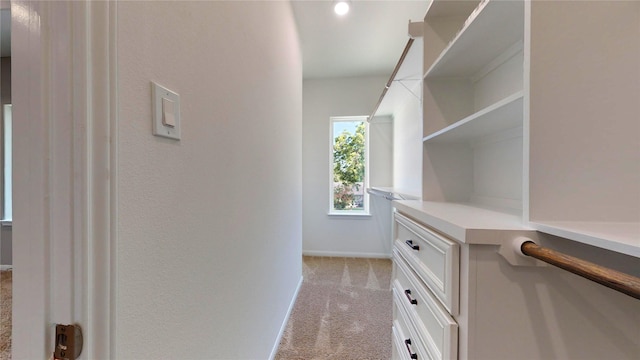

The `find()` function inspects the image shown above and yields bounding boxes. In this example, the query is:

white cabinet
[389,1,640,358]
[392,207,640,360]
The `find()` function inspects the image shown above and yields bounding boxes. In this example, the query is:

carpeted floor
[0,270,11,360]
[276,256,392,360]
[0,259,391,360]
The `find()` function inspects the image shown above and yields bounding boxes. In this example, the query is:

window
[3,104,10,221]
[329,116,369,215]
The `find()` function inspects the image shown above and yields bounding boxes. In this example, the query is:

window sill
[327,212,372,219]
[1,220,12,227]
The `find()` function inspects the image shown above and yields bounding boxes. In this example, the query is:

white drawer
[393,297,430,360]
[393,251,458,360]
[391,326,404,360]
[394,212,460,314]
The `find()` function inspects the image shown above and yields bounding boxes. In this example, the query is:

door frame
[11,1,116,358]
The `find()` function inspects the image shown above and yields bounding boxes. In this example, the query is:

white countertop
[393,200,640,258]
[393,200,535,245]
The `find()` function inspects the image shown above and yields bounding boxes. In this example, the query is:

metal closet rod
[368,38,414,122]
[520,241,640,300]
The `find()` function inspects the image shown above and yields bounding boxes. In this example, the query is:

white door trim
[82,1,118,357]
[11,1,49,356]
[11,1,117,358]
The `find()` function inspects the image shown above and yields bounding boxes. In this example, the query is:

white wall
[303,76,393,258]
[116,2,302,358]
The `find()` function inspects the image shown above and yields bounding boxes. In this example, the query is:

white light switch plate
[152,82,181,140]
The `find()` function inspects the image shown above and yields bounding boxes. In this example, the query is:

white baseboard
[0,265,12,271]
[269,275,303,360]
[302,250,392,259]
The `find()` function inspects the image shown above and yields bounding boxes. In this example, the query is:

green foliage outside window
[333,121,365,210]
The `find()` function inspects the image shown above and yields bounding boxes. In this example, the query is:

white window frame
[3,104,11,223]
[329,116,370,216]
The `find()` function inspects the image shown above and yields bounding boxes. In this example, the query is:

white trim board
[303,250,392,259]
[268,276,304,360]
[12,1,78,356]
[80,1,119,357]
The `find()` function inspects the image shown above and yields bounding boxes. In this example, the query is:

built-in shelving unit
[368,0,640,258]
[390,2,640,358]
[413,0,640,258]
[422,0,524,215]
[526,0,640,257]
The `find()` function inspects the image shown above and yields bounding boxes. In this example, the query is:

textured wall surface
[302,76,393,258]
[116,2,302,358]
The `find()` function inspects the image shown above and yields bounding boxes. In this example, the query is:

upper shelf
[372,39,423,119]
[426,0,480,19]
[531,221,640,259]
[425,0,524,78]
[367,187,420,201]
[423,91,523,143]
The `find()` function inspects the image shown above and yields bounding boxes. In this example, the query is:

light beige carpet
[0,270,11,360]
[276,256,392,360]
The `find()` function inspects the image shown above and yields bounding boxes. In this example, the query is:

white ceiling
[291,0,429,79]
[0,2,430,73]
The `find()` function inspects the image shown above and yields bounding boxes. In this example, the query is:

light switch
[152,82,181,140]
[162,98,176,128]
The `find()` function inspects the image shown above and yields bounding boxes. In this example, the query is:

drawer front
[393,251,458,360]
[394,212,460,314]
[393,298,430,360]
[391,326,403,360]
[392,326,411,360]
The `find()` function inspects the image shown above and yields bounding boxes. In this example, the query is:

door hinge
[53,324,83,360]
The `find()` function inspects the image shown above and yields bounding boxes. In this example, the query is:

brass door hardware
[53,324,83,360]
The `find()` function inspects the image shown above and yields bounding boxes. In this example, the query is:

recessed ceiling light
[334,1,350,16]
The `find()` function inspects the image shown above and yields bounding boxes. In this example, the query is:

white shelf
[423,91,523,143]
[367,187,420,201]
[393,200,533,245]
[425,0,524,78]
[531,221,640,258]
[374,40,423,118]
[425,0,480,19]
